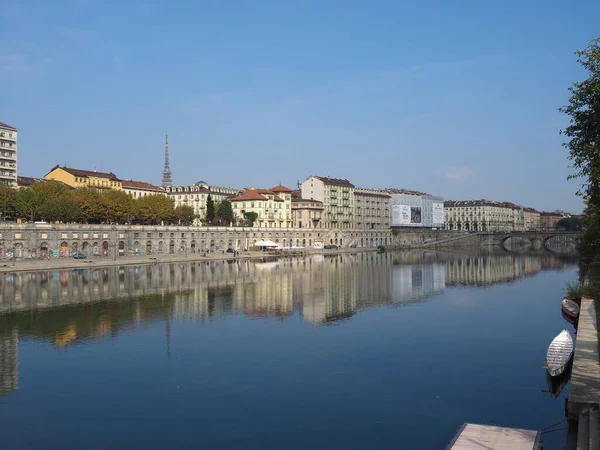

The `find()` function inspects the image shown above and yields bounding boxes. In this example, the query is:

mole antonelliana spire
[161,131,173,187]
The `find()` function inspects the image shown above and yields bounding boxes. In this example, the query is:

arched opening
[102,241,109,257]
[210,240,215,251]
[146,241,152,255]
[14,243,23,258]
[158,241,164,253]
[71,242,78,254]
[180,241,186,252]
[40,242,49,259]
[169,241,175,254]
[82,242,89,252]
[92,242,99,256]
[191,240,196,252]
[60,242,68,257]
[200,240,206,251]
[118,241,125,256]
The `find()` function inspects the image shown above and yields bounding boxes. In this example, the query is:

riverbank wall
[0,223,465,260]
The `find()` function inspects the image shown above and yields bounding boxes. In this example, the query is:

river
[0,249,579,449]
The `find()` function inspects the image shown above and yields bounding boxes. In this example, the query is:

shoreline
[0,247,381,274]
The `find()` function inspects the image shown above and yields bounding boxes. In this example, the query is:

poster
[410,206,422,224]
[432,202,444,224]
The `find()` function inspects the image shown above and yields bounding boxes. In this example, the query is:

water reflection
[0,250,577,400]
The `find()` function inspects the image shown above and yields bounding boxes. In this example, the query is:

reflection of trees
[0,323,18,398]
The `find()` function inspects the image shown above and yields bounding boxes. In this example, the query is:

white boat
[546,329,574,377]
[561,298,580,319]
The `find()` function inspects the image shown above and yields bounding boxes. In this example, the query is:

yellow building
[45,165,122,190]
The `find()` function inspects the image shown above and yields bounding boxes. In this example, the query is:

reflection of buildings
[0,325,18,398]
[444,254,542,287]
[392,263,445,302]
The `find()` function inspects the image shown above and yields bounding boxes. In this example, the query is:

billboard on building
[432,202,444,225]
[390,193,444,228]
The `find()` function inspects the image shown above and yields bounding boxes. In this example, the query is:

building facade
[45,166,122,190]
[291,198,324,228]
[523,208,541,231]
[121,180,166,198]
[540,212,566,230]
[301,176,355,229]
[444,200,529,232]
[389,191,444,229]
[354,188,390,230]
[230,186,293,228]
[165,181,241,224]
[16,176,46,189]
[0,122,17,187]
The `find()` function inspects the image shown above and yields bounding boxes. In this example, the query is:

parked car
[72,252,87,259]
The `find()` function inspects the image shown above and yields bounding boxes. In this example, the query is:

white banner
[432,202,444,224]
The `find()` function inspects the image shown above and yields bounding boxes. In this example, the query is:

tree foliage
[557,217,583,231]
[174,205,196,225]
[206,195,215,223]
[243,211,258,226]
[134,194,175,225]
[0,185,17,220]
[216,200,234,225]
[561,37,600,273]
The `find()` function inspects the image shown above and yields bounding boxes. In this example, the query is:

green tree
[73,188,104,223]
[32,181,79,223]
[0,185,17,221]
[216,199,234,226]
[135,194,175,225]
[15,188,42,222]
[560,37,600,274]
[173,205,196,225]
[206,195,215,224]
[560,38,600,204]
[557,217,583,231]
[243,211,258,226]
[102,190,134,224]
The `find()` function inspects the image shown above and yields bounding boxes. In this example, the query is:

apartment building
[444,200,528,231]
[230,185,294,228]
[0,122,17,187]
[301,176,355,229]
[121,180,166,198]
[45,165,122,190]
[291,198,324,228]
[354,187,390,230]
[165,181,241,224]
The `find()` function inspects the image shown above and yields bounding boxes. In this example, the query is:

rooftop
[17,176,46,187]
[231,189,284,202]
[0,121,17,131]
[48,165,120,181]
[121,179,164,191]
[312,176,355,188]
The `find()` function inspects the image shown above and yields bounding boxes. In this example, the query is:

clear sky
[2,0,599,213]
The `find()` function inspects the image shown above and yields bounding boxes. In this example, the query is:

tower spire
[162,131,173,187]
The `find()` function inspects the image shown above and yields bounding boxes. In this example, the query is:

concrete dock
[444,423,542,449]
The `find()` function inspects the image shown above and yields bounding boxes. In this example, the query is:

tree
[243,211,258,227]
[216,199,234,226]
[557,217,583,231]
[0,185,17,221]
[134,194,175,225]
[102,190,134,224]
[560,37,600,204]
[560,37,600,274]
[206,195,215,224]
[72,188,104,223]
[31,181,79,223]
[173,205,196,225]
[15,188,42,222]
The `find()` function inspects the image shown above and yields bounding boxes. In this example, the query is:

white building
[230,185,293,228]
[165,181,241,224]
[121,180,166,198]
[388,190,444,228]
[0,122,17,187]
[301,176,355,229]
[444,200,527,232]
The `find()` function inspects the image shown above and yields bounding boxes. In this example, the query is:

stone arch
[82,242,89,252]
[191,240,196,252]
[210,240,215,251]
[71,242,78,254]
[60,241,68,257]
[169,241,175,253]
[118,241,125,255]
[92,242,99,256]
[146,241,152,255]
[40,242,49,258]
[180,241,186,252]
[14,243,23,258]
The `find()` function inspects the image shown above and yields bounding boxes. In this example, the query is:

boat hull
[546,329,574,377]
[562,298,580,319]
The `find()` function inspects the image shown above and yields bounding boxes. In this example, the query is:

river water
[0,250,578,449]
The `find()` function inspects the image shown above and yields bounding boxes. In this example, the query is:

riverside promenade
[0,247,378,274]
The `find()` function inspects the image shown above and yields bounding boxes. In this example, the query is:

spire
[162,131,173,187]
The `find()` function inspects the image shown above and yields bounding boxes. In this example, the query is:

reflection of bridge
[479,231,582,251]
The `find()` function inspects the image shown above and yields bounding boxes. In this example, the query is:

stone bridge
[479,231,582,251]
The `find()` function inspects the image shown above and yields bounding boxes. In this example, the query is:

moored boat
[546,329,574,377]
[561,298,580,319]
[561,308,577,326]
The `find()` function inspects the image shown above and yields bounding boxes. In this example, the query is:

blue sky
[2,0,599,213]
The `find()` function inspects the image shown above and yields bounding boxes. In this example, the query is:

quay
[444,423,542,449]
[566,297,600,449]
